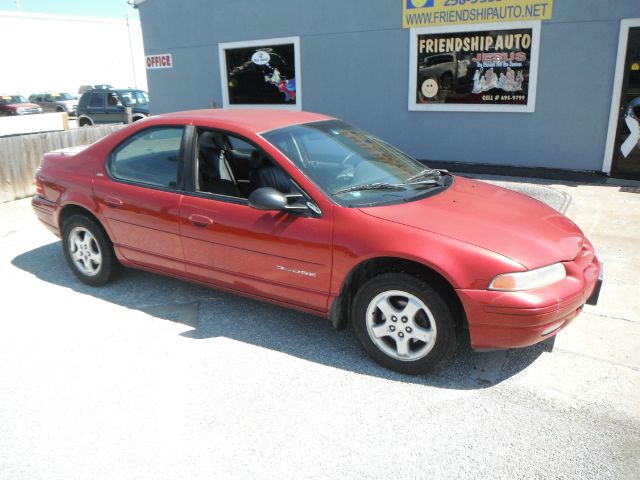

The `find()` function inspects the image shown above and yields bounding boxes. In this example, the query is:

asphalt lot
[0,178,638,480]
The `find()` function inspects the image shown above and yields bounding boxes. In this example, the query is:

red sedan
[32,110,601,374]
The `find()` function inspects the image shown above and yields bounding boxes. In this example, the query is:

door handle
[188,214,213,227]
[104,196,123,208]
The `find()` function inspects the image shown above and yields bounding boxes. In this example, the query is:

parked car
[77,88,150,126]
[29,92,78,116]
[418,53,470,92]
[31,109,602,374]
[0,94,43,115]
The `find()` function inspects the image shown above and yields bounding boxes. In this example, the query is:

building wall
[138,0,640,172]
[0,12,148,96]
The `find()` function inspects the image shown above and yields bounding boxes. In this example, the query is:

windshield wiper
[404,168,448,184]
[332,182,408,195]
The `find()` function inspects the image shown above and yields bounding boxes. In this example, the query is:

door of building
[611,26,640,179]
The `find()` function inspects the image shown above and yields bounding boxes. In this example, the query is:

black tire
[62,214,122,286]
[79,118,91,127]
[352,273,457,375]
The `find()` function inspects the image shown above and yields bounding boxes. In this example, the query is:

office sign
[403,0,553,28]
[146,54,173,69]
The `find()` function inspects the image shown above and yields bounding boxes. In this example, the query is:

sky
[0,0,139,19]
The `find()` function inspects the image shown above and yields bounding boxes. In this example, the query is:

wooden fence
[0,125,124,203]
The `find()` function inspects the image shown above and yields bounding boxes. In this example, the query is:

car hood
[358,176,584,269]
[11,102,41,109]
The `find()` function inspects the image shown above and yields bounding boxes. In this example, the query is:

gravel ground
[0,181,638,480]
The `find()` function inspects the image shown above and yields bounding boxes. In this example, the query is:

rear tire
[62,215,122,286]
[352,273,457,375]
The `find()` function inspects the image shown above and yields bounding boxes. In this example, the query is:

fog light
[541,321,564,336]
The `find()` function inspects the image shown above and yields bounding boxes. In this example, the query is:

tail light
[35,176,45,196]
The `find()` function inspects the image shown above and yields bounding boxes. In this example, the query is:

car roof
[156,109,334,134]
[82,88,145,94]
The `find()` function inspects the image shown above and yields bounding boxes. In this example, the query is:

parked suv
[0,95,43,116]
[29,92,78,116]
[77,88,150,126]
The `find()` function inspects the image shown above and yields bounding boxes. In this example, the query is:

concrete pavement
[0,176,638,479]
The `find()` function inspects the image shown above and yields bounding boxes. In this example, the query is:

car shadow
[12,241,554,390]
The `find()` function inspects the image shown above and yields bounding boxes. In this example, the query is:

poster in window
[409,22,540,112]
[219,37,301,110]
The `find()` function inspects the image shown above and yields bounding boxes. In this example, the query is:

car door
[43,94,55,112]
[32,94,45,111]
[87,92,107,123]
[104,92,126,124]
[93,125,188,274]
[178,129,334,313]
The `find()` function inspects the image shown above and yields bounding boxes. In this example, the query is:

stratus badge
[276,265,317,278]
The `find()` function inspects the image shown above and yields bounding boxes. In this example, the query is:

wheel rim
[68,226,102,276]
[365,290,437,362]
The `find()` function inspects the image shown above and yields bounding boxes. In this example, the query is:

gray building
[135,0,640,180]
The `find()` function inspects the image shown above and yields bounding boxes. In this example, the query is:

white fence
[0,125,123,203]
[0,112,69,137]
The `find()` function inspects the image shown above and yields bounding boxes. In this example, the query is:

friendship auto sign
[403,0,553,28]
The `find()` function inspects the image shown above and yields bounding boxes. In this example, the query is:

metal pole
[126,13,138,89]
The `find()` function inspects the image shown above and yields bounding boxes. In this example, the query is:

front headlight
[17,107,25,114]
[488,263,566,291]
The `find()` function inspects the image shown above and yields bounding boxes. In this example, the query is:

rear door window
[89,93,104,108]
[109,127,185,190]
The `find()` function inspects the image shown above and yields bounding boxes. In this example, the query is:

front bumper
[458,241,601,350]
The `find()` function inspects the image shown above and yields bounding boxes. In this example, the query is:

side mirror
[248,187,311,213]
[248,187,288,211]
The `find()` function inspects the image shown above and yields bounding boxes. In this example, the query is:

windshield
[1,95,28,104]
[118,90,149,106]
[262,120,449,206]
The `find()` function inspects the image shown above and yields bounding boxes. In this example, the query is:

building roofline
[0,10,140,25]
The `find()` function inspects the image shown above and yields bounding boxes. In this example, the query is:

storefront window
[218,37,301,110]
[409,21,541,112]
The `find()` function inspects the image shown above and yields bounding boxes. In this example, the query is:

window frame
[106,125,192,193]
[408,21,541,113]
[184,127,321,216]
[218,36,302,111]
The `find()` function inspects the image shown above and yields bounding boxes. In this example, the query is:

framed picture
[409,21,541,112]
[219,36,301,110]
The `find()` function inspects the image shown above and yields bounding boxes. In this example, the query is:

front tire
[352,273,457,375]
[62,215,121,286]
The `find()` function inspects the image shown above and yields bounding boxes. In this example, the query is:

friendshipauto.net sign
[403,0,553,28]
